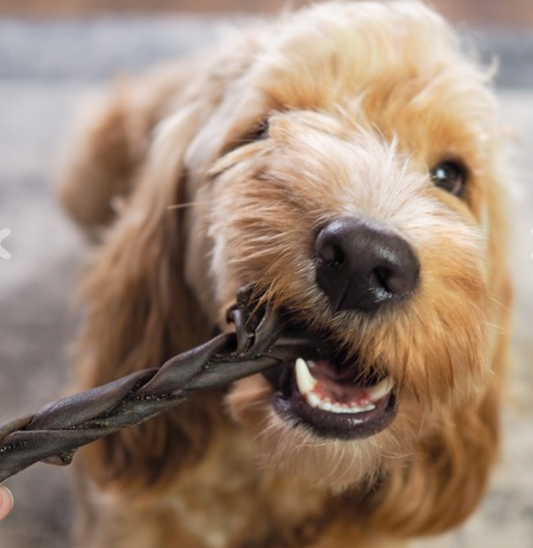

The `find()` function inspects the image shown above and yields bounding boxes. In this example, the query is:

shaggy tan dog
[59,2,512,547]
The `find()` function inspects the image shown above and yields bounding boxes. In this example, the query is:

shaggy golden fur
[59,2,512,547]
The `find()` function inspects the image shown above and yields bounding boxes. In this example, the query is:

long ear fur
[57,64,201,238]
[75,99,223,495]
[367,386,499,535]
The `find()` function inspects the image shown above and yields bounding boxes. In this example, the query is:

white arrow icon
[0,228,11,260]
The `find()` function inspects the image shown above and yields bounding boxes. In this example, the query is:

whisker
[166,201,206,211]
[482,321,512,336]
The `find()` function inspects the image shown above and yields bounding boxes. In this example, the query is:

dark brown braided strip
[0,289,322,483]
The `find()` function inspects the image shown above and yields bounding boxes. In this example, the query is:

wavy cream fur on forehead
[245,1,479,96]
[254,2,453,68]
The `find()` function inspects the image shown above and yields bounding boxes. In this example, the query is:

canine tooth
[319,401,333,412]
[367,377,394,402]
[295,358,318,396]
[306,392,321,408]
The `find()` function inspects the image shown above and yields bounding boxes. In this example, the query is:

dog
[59,2,512,547]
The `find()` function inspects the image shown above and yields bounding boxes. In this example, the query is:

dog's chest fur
[163,424,389,548]
[169,426,327,547]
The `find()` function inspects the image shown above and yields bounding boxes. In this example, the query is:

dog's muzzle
[260,217,417,439]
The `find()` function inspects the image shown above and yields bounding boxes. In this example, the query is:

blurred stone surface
[0,17,531,548]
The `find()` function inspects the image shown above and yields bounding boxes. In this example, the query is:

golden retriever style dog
[59,2,512,547]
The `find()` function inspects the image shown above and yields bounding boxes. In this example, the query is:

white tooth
[331,403,343,413]
[319,400,333,412]
[306,392,321,408]
[350,402,376,413]
[366,377,394,402]
[295,358,318,396]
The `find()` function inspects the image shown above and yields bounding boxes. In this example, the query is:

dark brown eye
[243,119,269,144]
[223,120,269,155]
[430,161,467,197]
[250,120,269,141]
[234,120,269,150]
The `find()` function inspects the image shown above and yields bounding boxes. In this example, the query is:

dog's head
[80,1,512,538]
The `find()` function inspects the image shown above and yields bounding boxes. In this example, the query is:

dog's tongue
[308,359,373,406]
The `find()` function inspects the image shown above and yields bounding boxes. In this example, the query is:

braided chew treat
[0,288,322,483]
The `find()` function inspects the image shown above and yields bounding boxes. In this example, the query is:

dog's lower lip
[274,387,396,440]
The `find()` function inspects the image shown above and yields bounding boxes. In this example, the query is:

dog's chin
[226,372,396,492]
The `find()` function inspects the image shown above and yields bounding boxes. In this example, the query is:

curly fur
[58,2,512,547]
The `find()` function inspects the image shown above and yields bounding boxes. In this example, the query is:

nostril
[319,243,344,267]
[315,229,346,267]
[385,269,412,295]
[372,264,414,297]
[373,266,392,291]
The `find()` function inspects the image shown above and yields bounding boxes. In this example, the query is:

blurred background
[0,1,531,547]
[0,0,531,26]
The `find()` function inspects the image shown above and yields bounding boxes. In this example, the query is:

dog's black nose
[315,217,420,313]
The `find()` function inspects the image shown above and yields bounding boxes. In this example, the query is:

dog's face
[166,3,508,494]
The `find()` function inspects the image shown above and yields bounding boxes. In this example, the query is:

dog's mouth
[262,328,397,440]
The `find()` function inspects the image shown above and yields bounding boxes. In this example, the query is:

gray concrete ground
[0,17,532,548]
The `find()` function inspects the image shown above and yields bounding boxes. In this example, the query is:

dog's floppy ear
[57,67,197,238]
[74,96,224,495]
[368,387,500,535]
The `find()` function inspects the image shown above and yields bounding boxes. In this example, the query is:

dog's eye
[247,120,269,142]
[222,120,269,156]
[430,161,467,197]
[227,120,269,153]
